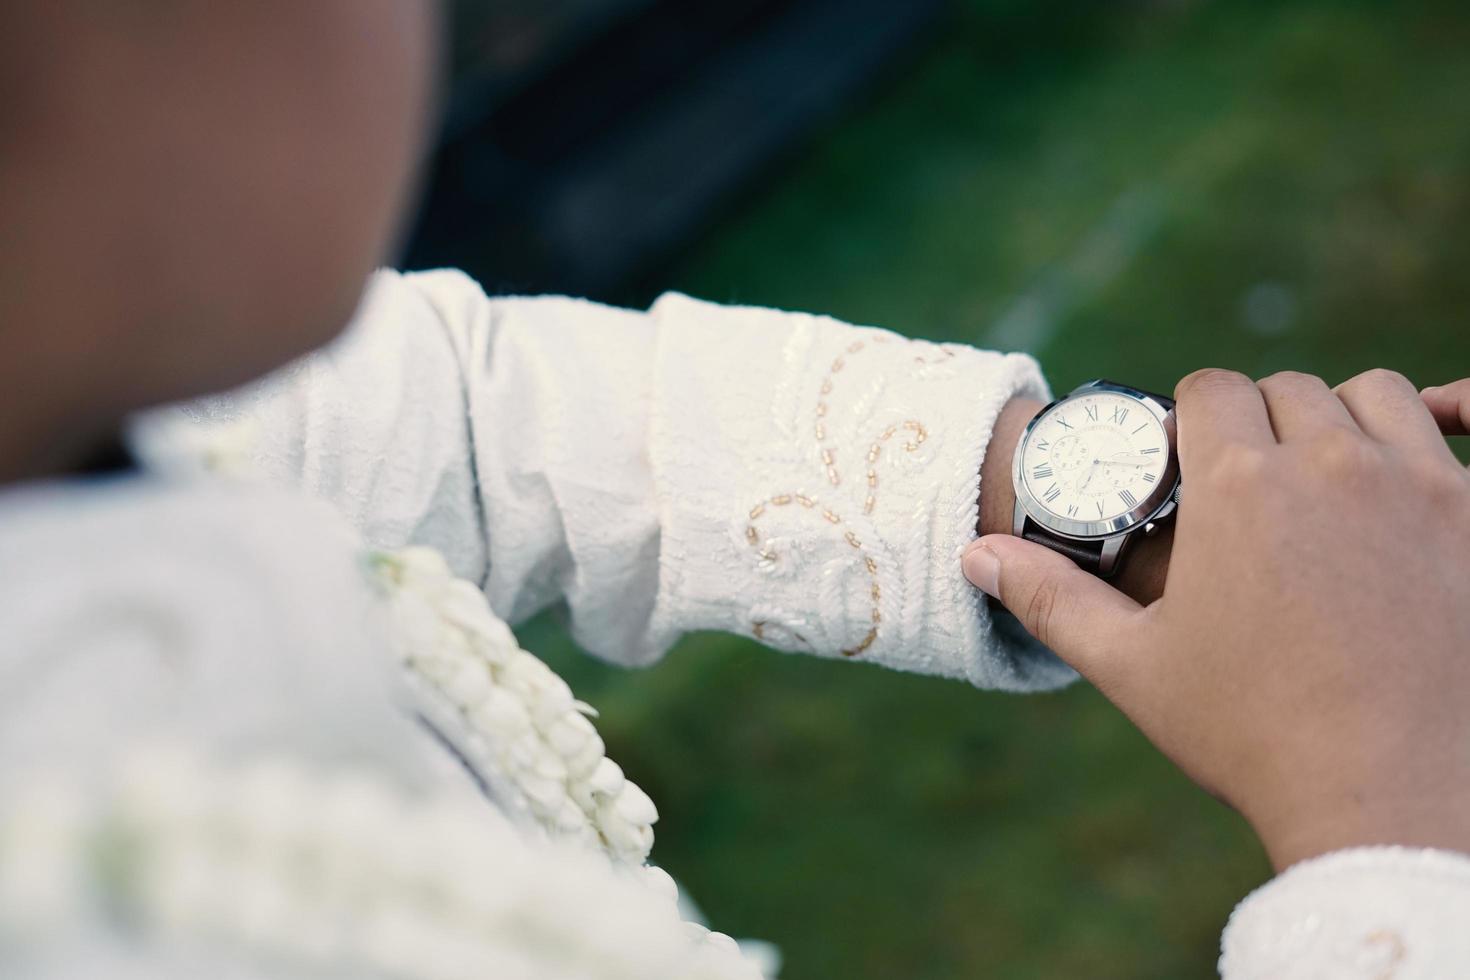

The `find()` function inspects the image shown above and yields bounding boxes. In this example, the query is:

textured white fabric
[0,479,428,789]
[1220,846,1470,978]
[167,268,1069,689]
[647,292,1063,687]
[0,478,763,980]
[0,478,492,980]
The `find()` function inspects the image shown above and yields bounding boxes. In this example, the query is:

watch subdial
[1048,435,1089,473]
[1099,462,1130,491]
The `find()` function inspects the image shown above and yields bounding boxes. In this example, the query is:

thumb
[963,534,1143,682]
[1422,380,1470,438]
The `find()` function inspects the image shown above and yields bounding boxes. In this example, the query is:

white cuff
[646,293,1071,690]
[1219,846,1470,979]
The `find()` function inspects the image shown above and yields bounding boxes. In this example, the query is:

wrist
[977,396,1042,539]
[1252,785,1470,873]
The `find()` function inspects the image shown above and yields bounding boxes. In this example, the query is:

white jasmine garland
[116,388,778,976]
[139,408,665,866]
[0,747,764,980]
[370,545,660,866]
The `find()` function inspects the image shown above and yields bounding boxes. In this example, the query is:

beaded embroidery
[745,334,951,658]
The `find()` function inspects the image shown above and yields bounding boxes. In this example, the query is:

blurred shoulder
[0,476,417,777]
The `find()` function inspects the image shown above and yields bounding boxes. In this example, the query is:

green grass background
[522,1,1470,975]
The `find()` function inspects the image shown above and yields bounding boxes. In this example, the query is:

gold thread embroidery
[913,347,955,365]
[841,627,877,657]
[745,334,934,658]
[1363,929,1407,978]
[751,619,807,645]
[744,488,882,655]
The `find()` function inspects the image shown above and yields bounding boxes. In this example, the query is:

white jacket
[0,269,1463,978]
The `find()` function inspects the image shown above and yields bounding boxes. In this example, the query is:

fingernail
[963,543,1001,598]
[1422,385,1442,396]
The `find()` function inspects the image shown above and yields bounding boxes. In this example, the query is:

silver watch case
[1011,380,1181,574]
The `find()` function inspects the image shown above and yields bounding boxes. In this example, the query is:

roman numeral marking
[1111,406,1129,425]
[1132,423,1149,435]
[1096,501,1105,517]
[1055,418,1073,430]
[1142,472,1157,483]
[1084,405,1099,422]
[1119,489,1138,508]
[1033,465,1054,479]
[1035,439,1050,452]
[1044,485,1062,503]
[1066,504,1078,517]
[1141,447,1160,454]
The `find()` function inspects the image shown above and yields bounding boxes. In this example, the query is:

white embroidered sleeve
[1218,846,1470,979]
[167,268,1070,690]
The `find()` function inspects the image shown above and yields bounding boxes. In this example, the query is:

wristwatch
[1011,379,1181,578]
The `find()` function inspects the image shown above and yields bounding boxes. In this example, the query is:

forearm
[178,271,1074,685]
[977,396,1171,605]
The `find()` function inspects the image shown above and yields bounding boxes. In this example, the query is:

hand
[965,369,1470,871]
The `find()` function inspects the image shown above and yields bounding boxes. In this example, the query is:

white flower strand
[371,546,659,866]
[0,747,764,980]
[114,413,771,974]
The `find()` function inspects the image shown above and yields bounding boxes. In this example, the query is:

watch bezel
[1011,380,1180,541]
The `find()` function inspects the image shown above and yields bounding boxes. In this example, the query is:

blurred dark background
[408,1,1470,977]
[405,0,947,299]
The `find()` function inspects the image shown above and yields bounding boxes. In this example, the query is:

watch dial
[1020,391,1169,524]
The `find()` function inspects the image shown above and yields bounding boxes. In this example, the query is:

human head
[0,1,440,474]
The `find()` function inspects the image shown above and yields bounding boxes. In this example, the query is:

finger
[1334,369,1454,457]
[963,535,1143,687]
[1173,369,1275,474]
[1257,371,1357,442]
[1422,380,1470,437]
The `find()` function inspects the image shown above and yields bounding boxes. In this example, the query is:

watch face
[1016,387,1175,536]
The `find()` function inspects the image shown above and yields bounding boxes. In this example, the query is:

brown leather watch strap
[1021,523,1104,573]
[1095,379,1176,409]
